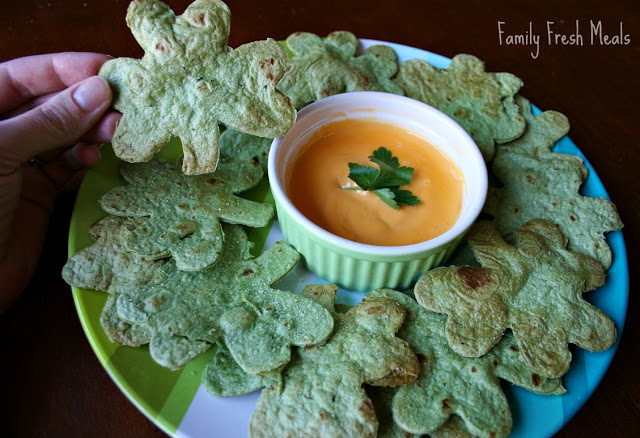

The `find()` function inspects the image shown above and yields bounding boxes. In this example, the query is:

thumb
[0,75,112,167]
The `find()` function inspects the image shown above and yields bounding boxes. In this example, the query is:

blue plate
[70,40,628,438]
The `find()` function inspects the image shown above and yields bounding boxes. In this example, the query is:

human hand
[0,52,120,312]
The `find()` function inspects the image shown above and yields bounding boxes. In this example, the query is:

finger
[0,90,62,120]
[5,103,120,144]
[84,111,122,144]
[29,143,100,194]
[0,52,112,114]
[35,146,67,163]
[0,75,112,170]
[59,142,101,170]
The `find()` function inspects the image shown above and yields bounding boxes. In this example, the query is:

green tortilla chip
[414,220,616,378]
[249,284,419,438]
[277,31,404,109]
[485,96,623,269]
[394,55,525,161]
[366,289,563,438]
[203,342,277,397]
[100,0,296,175]
[100,157,272,271]
[220,126,272,172]
[113,225,334,373]
[62,215,169,291]
[368,386,419,438]
[61,215,165,347]
[100,292,152,347]
[369,387,474,438]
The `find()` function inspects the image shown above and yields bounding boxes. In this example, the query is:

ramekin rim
[267,91,488,258]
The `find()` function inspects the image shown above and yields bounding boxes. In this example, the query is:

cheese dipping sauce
[286,118,464,246]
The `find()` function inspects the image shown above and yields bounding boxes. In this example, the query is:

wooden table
[1,1,638,436]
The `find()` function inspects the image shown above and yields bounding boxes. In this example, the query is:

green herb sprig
[342,147,421,209]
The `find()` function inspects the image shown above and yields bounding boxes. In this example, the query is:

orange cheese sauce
[286,119,464,246]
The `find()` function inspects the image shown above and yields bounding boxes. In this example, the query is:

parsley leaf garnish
[342,147,421,209]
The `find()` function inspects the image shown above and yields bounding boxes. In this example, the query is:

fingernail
[73,76,110,112]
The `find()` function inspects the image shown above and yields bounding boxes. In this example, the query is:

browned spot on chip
[471,366,477,373]
[196,81,211,93]
[458,266,492,290]
[259,58,278,82]
[242,269,255,276]
[129,76,143,89]
[174,222,192,233]
[150,294,165,307]
[514,207,521,214]
[441,398,451,410]
[531,373,541,387]
[354,68,370,88]
[570,215,577,221]
[190,12,208,26]
[416,353,427,364]
[526,175,536,184]
[509,345,519,352]
[490,431,497,438]
[365,305,385,315]
[359,399,375,418]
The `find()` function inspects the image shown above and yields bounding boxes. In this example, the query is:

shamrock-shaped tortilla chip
[100,157,273,271]
[114,224,334,373]
[277,31,404,109]
[394,55,525,161]
[100,0,296,175]
[249,284,419,438]
[366,289,563,438]
[485,96,623,269]
[62,215,168,291]
[415,220,616,378]
[61,215,167,346]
